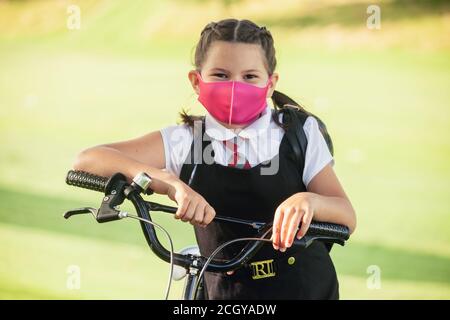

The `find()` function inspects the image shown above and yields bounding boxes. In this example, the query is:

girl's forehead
[203,41,267,72]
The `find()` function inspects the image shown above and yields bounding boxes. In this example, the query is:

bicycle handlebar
[65,170,350,272]
[66,170,108,192]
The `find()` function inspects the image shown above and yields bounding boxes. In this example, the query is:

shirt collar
[205,104,272,141]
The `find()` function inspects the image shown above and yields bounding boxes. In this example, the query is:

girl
[73,19,356,300]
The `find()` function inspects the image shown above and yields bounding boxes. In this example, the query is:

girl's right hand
[166,179,216,227]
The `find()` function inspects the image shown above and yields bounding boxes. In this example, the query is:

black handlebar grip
[307,222,350,241]
[66,170,108,193]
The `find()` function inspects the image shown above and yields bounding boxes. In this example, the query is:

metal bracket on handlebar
[64,172,129,223]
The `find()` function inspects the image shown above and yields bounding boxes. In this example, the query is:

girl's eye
[210,73,258,81]
[244,74,258,80]
[212,73,227,79]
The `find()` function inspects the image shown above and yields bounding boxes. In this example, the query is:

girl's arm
[73,131,173,193]
[306,163,356,233]
[272,163,356,251]
[72,131,216,227]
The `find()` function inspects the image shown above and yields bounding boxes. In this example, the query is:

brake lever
[63,192,124,223]
[63,194,124,223]
[145,201,266,230]
[64,207,98,220]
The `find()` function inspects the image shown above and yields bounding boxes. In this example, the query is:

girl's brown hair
[181,18,311,129]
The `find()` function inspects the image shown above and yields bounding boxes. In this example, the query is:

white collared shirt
[160,104,334,188]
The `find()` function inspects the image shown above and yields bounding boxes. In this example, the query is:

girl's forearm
[72,146,179,195]
[311,193,357,234]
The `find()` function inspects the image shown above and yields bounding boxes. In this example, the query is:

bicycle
[64,170,350,300]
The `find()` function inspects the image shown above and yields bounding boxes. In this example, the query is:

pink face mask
[196,71,272,125]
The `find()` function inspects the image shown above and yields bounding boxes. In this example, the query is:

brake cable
[120,213,175,300]
[193,227,273,299]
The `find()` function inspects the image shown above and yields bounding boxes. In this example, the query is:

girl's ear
[267,72,279,98]
[188,70,201,95]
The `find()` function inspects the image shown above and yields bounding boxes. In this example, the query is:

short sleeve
[302,116,335,188]
[159,124,193,177]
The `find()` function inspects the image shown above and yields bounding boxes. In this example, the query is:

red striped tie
[223,136,251,169]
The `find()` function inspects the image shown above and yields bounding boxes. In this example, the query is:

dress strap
[179,117,208,185]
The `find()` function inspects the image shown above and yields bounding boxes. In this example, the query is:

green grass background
[0,0,449,299]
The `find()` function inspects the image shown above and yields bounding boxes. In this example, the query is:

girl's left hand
[271,192,317,252]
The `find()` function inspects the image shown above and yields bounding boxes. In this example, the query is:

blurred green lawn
[0,0,449,299]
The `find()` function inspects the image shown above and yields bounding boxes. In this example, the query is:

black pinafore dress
[179,119,339,300]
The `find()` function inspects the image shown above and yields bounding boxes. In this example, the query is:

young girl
[73,19,356,300]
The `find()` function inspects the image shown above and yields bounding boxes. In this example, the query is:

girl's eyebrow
[209,68,229,73]
[243,69,262,73]
[210,68,262,73]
